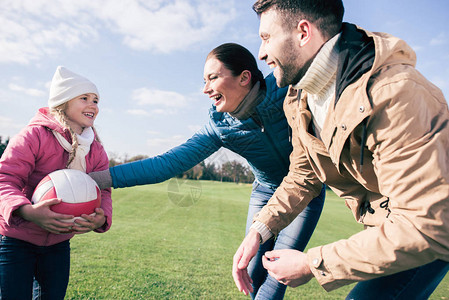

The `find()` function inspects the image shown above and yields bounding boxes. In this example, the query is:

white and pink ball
[31,169,101,220]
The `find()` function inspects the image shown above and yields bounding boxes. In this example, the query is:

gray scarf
[229,81,264,120]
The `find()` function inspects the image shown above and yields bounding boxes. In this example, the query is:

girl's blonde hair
[50,103,101,168]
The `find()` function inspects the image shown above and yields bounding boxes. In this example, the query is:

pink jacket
[0,107,112,246]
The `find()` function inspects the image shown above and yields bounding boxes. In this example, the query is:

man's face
[258,9,306,88]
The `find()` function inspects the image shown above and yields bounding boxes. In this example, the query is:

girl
[0,66,112,299]
[90,43,324,300]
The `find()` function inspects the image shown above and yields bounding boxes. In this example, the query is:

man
[232,0,449,298]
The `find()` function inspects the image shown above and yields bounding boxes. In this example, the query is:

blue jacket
[110,73,290,189]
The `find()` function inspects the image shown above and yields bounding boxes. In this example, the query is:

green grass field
[66,180,449,299]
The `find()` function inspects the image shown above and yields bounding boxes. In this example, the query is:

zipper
[251,113,265,133]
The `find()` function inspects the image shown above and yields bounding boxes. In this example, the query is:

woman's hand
[71,208,106,234]
[14,199,75,234]
[232,228,260,295]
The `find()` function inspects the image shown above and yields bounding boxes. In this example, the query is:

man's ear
[240,70,252,87]
[297,20,312,47]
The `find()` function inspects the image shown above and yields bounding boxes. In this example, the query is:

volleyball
[31,169,101,219]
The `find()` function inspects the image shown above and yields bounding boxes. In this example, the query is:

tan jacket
[254,24,449,291]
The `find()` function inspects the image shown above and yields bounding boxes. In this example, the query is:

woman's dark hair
[207,43,266,89]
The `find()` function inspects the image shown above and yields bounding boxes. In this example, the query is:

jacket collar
[335,23,376,105]
[29,107,68,135]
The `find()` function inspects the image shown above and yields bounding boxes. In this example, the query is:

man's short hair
[253,0,344,38]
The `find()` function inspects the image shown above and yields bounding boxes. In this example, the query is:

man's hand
[262,249,313,287]
[232,228,261,295]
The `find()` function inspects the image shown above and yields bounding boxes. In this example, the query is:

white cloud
[98,1,236,53]
[149,108,176,116]
[132,87,188,107]
[410,44,423,52]
[127,109,151,116]
[0,115,24,134]
[126,107,179,116]
[8,83,46,97]
[0,0,236,64]
[0,2,98,64]
[188,125,201,132]
[430,32,448,46]
[146,135,188,153]
[146,130,161,135]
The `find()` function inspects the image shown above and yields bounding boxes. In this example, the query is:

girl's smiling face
[64,93,99,134]
[202,58,250,113]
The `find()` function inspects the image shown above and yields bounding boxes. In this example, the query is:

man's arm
[232,92,322,293]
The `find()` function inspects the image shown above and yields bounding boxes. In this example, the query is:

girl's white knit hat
[48,66,99,108]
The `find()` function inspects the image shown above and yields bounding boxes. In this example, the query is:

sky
[1,0,448,164]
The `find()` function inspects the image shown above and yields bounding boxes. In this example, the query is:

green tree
[200,161,219,181]
[0,136,9,158]
[219,161,253,183]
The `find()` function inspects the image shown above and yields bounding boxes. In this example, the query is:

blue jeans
[346,259,449,300]
[0,235,70,300]
[246,182,325,300]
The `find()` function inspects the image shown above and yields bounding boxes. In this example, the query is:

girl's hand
[14,199,75,234]
[71,208,106,234]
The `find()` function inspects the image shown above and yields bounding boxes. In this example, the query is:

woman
[91,43,324,299]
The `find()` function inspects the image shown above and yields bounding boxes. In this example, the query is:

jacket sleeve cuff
[250,221,274,244]
[3,198,32,226]
[88,169,113,190]
[94,215,110,233]
[307,246,355,292]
